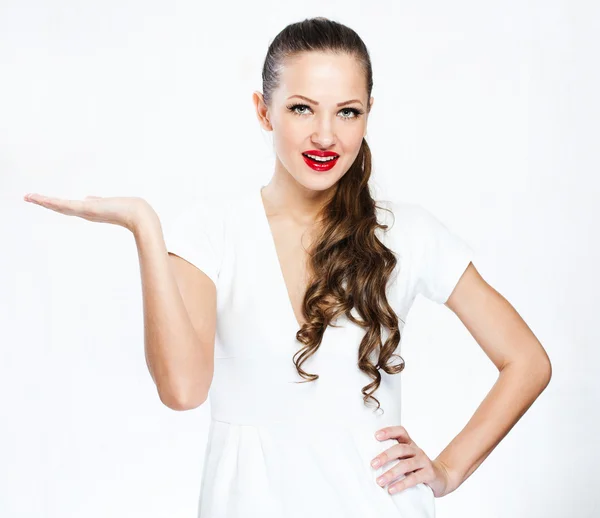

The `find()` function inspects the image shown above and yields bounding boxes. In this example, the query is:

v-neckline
[258,185,308,331]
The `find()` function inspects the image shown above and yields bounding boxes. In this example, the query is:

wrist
[130,201,160,238]
[433,458,463,495]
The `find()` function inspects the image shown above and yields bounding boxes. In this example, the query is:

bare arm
[133,207,217,411]
[434,262,552,494]
[22,193,215,411]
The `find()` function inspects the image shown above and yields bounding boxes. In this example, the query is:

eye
[285,104,364,120]
[286,103,312,116]
[339,107,364,119]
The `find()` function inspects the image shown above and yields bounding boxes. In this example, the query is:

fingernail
[375,431,385,440]
[371,458,380,468]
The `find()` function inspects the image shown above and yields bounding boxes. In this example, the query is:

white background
[2,1,598,517]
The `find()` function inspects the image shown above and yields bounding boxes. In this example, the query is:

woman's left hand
[370,425,451,498]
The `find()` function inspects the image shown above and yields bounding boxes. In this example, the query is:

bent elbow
[528,354,553,392]
[178,392,209,411]
[159,389,208,411]
[541,357,552,388]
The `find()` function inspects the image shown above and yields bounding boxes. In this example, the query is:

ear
[252,91,273,131]
[365,97,374,137]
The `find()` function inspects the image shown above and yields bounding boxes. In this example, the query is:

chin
[297,172,347,192]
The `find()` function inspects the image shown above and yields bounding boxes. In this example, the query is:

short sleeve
[406,203,474,304]
[161,198,225,287]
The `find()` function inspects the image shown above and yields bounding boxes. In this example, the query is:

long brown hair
[261,17,405,413]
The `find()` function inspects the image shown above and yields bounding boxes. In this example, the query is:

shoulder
[162,188,242,285]
[168,188,240,229]
[161,190,239,264]
[375,198,445,250]
[375,196,475,303]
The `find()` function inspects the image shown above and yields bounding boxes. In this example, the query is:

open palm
[23,193,152,232]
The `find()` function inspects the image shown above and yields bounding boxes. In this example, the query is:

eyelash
[285,103,364,120]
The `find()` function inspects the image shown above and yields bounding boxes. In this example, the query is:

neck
[260,170,335,226]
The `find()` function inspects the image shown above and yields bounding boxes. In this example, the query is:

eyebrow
[287,95,363,107]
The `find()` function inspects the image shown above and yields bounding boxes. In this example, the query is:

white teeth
[304,154,338,162]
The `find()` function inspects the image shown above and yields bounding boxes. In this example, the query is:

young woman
[24,16,551,518]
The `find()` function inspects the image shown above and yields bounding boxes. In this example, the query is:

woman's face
[254,51,374,193]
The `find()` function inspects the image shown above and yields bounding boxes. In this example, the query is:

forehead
[276,51,366,103]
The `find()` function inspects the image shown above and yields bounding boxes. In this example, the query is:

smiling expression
[254,51,374,191]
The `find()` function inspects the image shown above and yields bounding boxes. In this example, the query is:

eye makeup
[285,103,364,119]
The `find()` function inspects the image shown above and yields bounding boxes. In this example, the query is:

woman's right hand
[23,193,155,233]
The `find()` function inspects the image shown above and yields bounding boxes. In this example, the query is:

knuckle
[389,480,404,494]
[392,443,408,458]
[409,459,420,472]
[388,461,403,478]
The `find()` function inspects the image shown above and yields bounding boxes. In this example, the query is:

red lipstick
[302,149,340,172]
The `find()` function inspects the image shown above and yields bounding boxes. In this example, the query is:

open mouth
[302,153,339,163]
[301,152,340,172]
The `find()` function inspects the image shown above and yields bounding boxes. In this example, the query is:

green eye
[287,104,311,115]
[339,108,362,119]
[285,103,364,120]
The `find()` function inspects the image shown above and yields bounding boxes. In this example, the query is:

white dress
[162,183,474,518]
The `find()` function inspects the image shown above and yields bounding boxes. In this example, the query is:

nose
[311,118,336,148]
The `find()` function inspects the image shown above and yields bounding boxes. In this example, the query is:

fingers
[371,442,414,469]
[375,425,412,444]
[385,471,423,495]
[371,425,432,494]
[24,193,49,203]
[374,452,426,495]
[24,193,65,210]
[23,192,144,230]
[24,193,101,203]
[375,455,421,486]
[24,193,67,206]
[24,193,85,216]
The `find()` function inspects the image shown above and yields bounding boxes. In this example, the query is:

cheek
[349,124,366,144]
[336,123,365,146]
[341,131,366,158]
[274,124,303,154]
